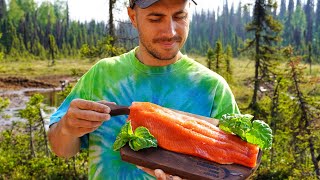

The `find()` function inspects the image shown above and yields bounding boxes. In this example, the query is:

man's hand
[59,99,112,138]
[137,166,185,180]
[48,99,112,158]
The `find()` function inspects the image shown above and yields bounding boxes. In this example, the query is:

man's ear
[127,7,137,28]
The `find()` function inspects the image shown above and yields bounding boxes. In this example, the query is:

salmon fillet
[128,102,259,168]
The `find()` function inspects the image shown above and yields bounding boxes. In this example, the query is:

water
[0,88,64,131]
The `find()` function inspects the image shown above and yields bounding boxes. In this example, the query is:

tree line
[186,0,320,61]
[0,0,108,63]
[1,0,320,63]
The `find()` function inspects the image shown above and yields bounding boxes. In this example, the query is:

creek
[0,88,64,131]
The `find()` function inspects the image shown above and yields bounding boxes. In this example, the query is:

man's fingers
[172,176,183,180]
[63,125,98,137]
[138,166,183,180]
[77,127,98,135]
[154,169,183,180]
[154,169,166,180]
[70,118,104,128]
[71,99,110,113]
[70,108,110,122]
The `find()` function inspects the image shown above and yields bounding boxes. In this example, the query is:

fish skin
[128,102,259,168]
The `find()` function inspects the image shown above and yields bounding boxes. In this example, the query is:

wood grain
[120,145,262,180]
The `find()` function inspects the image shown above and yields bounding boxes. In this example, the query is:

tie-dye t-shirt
[50,47,240,180]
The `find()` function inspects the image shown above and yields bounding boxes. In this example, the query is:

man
[48,0,240,179]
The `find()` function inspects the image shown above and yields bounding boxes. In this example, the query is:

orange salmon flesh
[128,102,259,168]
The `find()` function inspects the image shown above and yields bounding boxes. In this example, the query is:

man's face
[128,0,190,61]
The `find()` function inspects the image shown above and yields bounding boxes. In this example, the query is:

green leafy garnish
[219,114,273,150]
[113,121,134,151]
[113,121,157,151]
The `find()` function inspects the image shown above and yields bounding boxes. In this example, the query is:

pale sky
[35,0,253,22]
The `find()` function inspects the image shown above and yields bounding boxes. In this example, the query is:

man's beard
[140,35,183,61]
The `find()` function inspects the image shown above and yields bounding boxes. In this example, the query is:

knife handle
[103,102,130,116]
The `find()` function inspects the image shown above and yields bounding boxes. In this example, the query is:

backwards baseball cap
[130,0,197,9]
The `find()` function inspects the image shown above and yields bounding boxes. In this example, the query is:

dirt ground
[0,75,76,90]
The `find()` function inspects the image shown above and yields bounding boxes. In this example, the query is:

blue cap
[130,0,197,9]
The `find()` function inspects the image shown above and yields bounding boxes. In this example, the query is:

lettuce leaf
[129,127,158,151]
[219,114,273,150]
[113,121,157,151]
[113,121,134,151]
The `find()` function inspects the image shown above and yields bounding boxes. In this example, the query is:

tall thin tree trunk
[39,109,49,157]
[291,60,319,177]
[308,43,312,75]
[22,15,28,50]
[45,14,51,49]
[65,2,69,45]
[309,137,320,177]
[108,0,115,39]
[270,78,281,168]
[216,54,220,72]
[250,33,260,114]
[29,123,35,158]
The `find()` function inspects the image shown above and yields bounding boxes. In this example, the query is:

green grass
[190,54,320,109]
[191,55,255,108]
[1,56,319,108]
[0,59,95,79]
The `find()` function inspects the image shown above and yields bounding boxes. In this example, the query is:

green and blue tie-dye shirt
[50,47,240,180]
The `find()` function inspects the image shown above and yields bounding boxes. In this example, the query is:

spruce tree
[305,0,314,44]
[0,0,7,20]
[315,0,320,56]
[242,0,283,113]
[282,0,294,46]
[206,47,214,70]
[279,0,287,21]
[0,33,3,60]
[235,2,244,39]
[108,0,116,46]
[283,47,320,178]
[292,1,306,52]
[48,34,58,65]
[7,0,24,26]
[225,45,233,83]
[214,39,223,74]
[317,0,320,28]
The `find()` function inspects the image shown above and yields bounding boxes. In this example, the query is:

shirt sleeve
[210,79,240,119]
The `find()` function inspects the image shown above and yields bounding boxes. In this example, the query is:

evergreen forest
[0,0,319,179]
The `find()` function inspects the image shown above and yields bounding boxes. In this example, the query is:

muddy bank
[0,76,55,88]
[0,87,61,132]
[0,76,72,90]
[0,76,74,132]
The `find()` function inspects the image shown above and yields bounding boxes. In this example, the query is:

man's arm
[48,99,111,158]
[48,122,81,158]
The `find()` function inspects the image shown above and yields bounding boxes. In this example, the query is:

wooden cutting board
[120,145,262,180]
[106,102,262,179]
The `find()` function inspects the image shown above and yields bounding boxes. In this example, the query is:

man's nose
[161,18,177,37]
